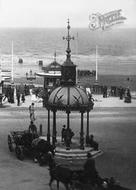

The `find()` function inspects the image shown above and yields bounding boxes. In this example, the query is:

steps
[55,146,102,165]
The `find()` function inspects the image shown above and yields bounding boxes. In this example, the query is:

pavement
[1,93,136,109]
[1,94,43,109]
[93,94,136,107]
[0,93,136,190]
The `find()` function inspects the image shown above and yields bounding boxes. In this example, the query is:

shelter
[45,20,94,150]
[36,52,62,90]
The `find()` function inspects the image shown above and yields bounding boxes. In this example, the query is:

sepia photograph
[0,0,136,189]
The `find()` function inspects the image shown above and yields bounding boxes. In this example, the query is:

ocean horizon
[0,27,136,77]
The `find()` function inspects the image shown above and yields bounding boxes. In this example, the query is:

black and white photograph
[0,0,136,189]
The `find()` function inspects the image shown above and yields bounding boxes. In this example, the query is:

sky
[0,0,136,28]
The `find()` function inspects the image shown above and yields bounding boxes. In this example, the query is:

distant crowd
[89,85,132,103]
[0,83,132,106]
[1,84,44,106]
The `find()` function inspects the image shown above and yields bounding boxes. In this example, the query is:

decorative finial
[63,19,74,61]
[67,18,70,30]
[54,51,56,62]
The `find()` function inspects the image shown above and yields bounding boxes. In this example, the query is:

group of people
[2,83,31,106]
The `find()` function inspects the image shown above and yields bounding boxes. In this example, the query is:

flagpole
[0,48,2,82]
[76,32,78,84]
[0,57,2,83]
[95,45,98,82]
[76,32,78,56]
[11,41,14,82]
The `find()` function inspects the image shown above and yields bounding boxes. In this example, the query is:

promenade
[1,93,136,109]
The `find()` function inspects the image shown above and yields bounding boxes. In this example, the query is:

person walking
[16,91,20,106]
[29,103,35,121]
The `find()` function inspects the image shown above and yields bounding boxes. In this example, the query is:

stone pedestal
[55,146,102,166]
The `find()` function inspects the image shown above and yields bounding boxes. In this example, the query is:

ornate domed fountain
[45,20,101,165]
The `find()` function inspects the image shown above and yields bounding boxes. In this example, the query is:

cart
[8,130,38,160]
[8,131,54,164]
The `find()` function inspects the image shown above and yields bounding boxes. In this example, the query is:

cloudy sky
[0,0,135,28]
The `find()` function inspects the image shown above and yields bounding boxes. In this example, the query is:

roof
[47,86,94,112]
[42,61,61,72]
[36,72,61,78]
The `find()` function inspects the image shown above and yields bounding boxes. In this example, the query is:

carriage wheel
[8,135,14,152]
[15,146,24,160]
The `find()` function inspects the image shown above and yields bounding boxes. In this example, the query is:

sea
[0,27,136,78]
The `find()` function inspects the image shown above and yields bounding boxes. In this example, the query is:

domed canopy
[47,86,93,112]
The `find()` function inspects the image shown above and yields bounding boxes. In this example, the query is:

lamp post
[26,70,36,86]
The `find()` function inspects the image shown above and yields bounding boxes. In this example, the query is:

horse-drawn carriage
[48,159,131,190]
[8,130,54,165]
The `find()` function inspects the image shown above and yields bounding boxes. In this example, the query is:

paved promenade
[1,94,136,109]
[0,94,136,190]
[94,95,136,107]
